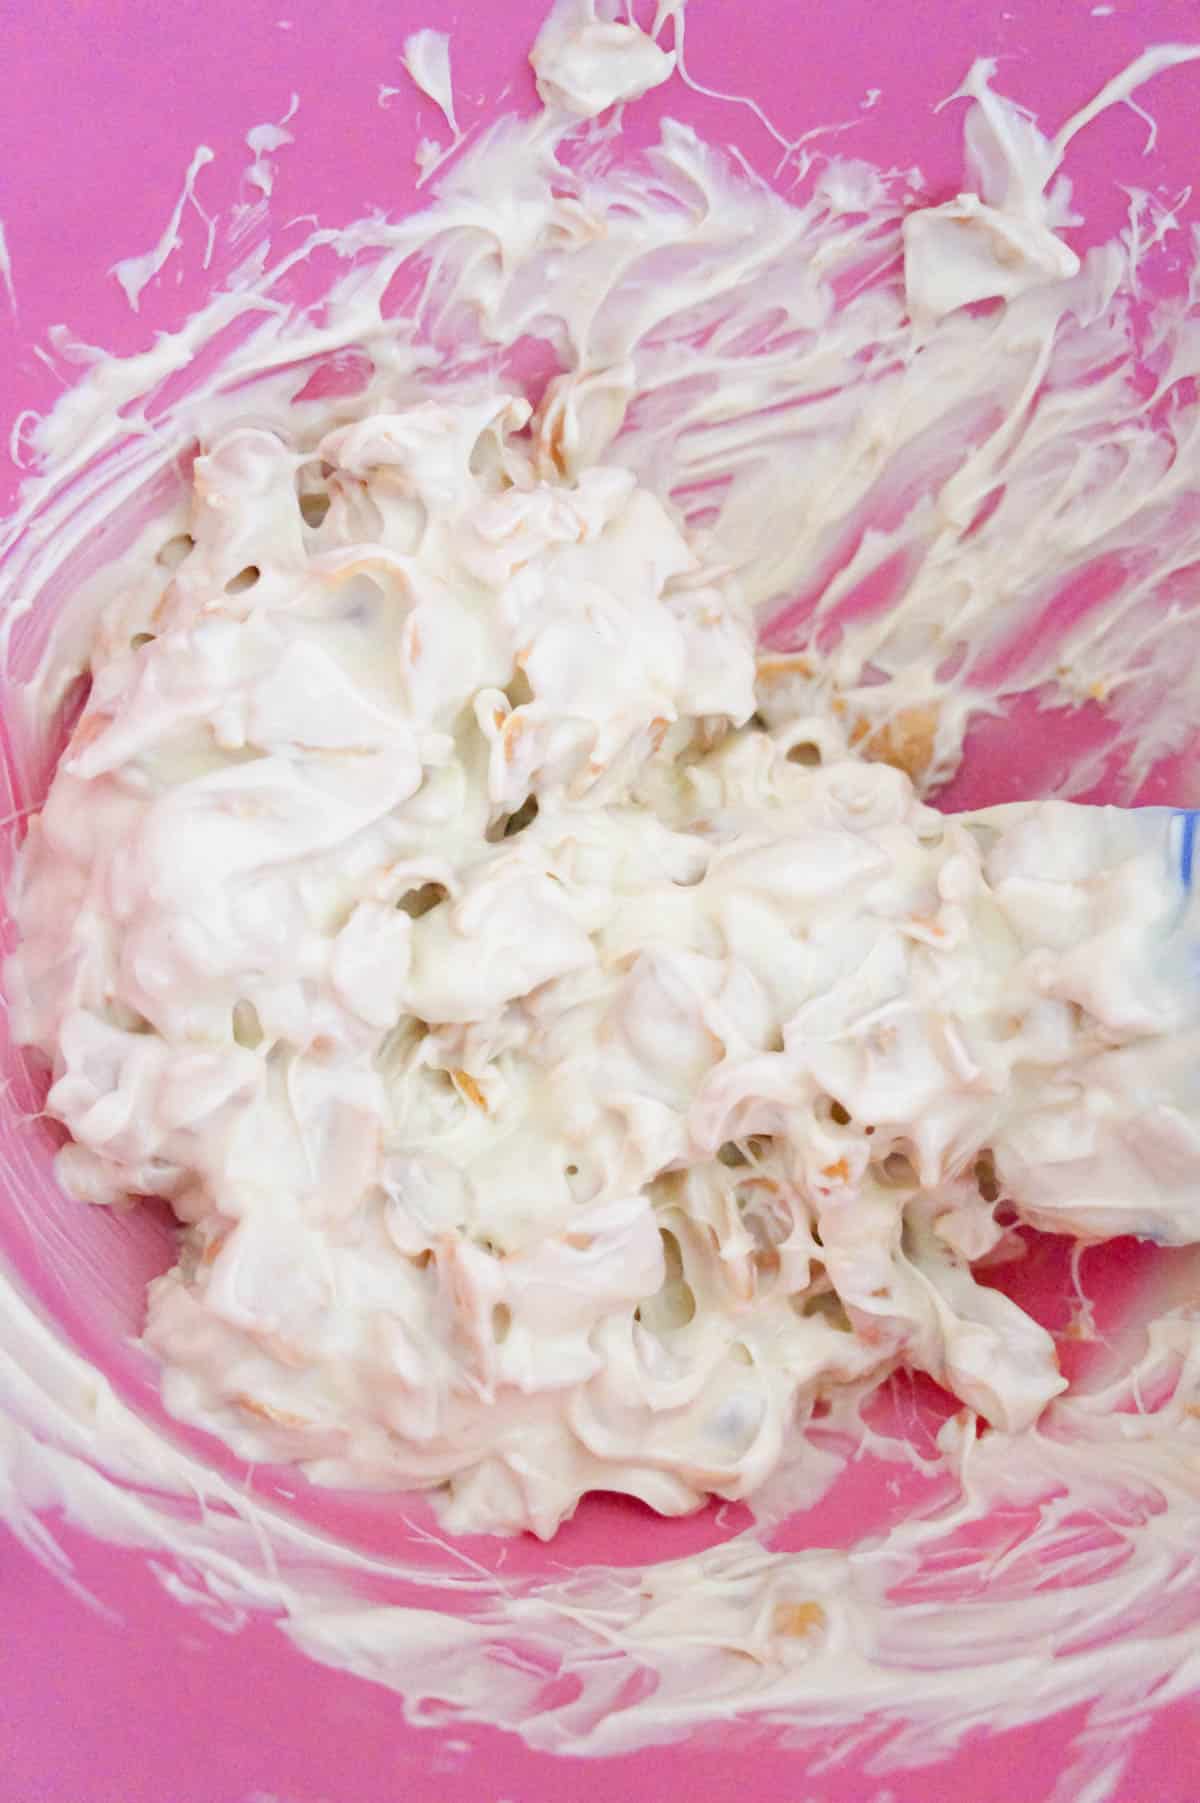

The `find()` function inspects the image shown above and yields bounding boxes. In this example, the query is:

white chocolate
[11,393,1200,1538]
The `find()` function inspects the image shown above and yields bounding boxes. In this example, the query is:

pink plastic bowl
[2,3,1200,1799]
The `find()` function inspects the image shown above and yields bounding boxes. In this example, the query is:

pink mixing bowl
[2,2,1199,1797]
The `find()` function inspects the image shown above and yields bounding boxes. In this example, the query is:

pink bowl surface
[2,2,1200,1799]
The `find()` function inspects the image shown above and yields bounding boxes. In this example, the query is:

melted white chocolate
[10,392,1200,1539]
